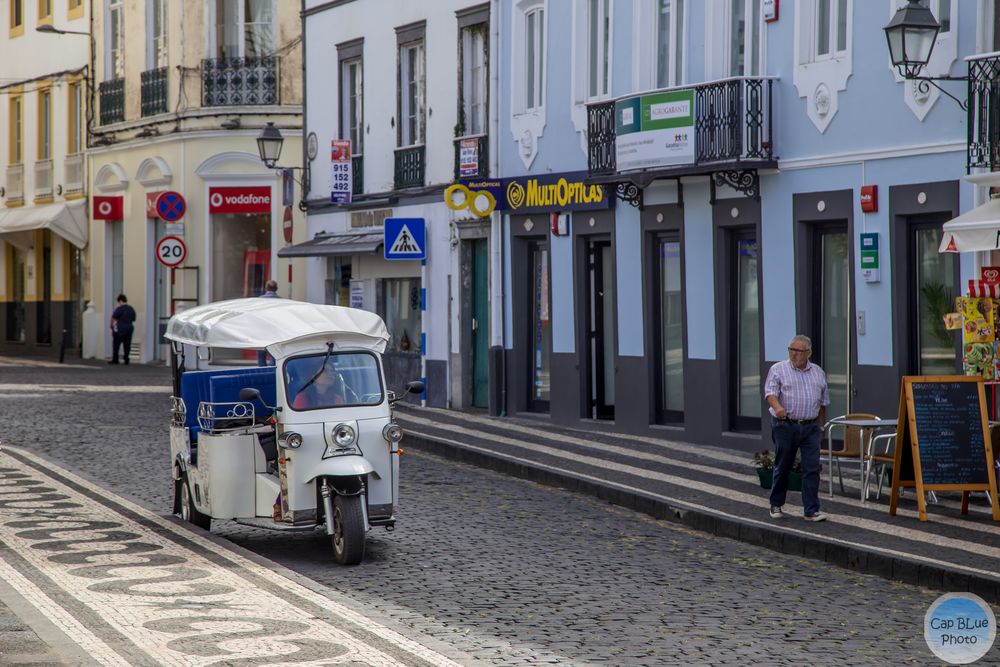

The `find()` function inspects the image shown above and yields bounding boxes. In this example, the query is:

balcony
[352,155,363,195]
[202,56,278,107]
[33,160,53,200]
[64,153,84,195]
[99,78,125,125]
[454,134,489,180]
[394,145,425,190]
[969,54,1000,172]
[5,164,23,204]
[587,77,775,198]
[141,67,169,117]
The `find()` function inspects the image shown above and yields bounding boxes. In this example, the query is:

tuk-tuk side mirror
[239,388,262,402]
[405,380,424,396]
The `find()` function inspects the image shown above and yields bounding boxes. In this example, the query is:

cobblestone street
[0,358,981,665]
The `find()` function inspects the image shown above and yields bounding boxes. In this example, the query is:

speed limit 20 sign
[156,236,187,267]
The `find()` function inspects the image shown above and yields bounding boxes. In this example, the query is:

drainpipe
[489,0,506,416]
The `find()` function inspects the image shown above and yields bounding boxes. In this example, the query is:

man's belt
[780,417,817,425]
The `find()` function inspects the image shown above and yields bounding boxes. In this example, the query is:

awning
[0,200,87,249]
[277,230,384,258]
[939,197,1000,253]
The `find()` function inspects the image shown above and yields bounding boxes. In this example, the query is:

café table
[823,417,898,501]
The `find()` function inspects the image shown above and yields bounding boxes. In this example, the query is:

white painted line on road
[0,383,169,394]
[407,428,1000,584]
[0,356,96,369]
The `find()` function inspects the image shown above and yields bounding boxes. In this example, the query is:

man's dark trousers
[769,419,822,515]
[112,328,134,364]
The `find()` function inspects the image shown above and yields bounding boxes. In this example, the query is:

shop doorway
[811,224,850,419]
[527,239,551,412]
[6,246,25,343]
[908,216,957,375]
[654,235,684,423]
[730,231,760,431]
[471,238,489,408]
[37,235,51,345]
[584,237,615,420]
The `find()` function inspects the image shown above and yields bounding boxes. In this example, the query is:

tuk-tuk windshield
[284,352,383,411]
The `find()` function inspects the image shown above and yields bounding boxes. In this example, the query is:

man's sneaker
[804,512,827,522]
[769,506,784,519]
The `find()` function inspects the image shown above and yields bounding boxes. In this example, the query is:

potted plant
[752,450,803,491]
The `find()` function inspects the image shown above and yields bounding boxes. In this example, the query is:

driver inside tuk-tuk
[290,368,348,410]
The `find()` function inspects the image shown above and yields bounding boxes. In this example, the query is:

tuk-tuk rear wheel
[179,477,211,531]
[331,494,365,565]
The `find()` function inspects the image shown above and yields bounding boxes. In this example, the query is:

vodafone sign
[208,186,271,214]
[93,196,123,220]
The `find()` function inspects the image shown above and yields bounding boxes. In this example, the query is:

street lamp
[883,0,967,109]
[256,122,284,169]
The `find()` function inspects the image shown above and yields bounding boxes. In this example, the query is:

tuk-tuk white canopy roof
[939,197,1000,253]
[165,298,390,355]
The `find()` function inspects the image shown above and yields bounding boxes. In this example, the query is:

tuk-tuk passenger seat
[179,367,277,456]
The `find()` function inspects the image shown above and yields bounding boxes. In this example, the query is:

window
[587,0,610,98]
[284,352,383,411]
[657,0,685,88]
[398,41,425,146]
[917,0,949,33]
[10,1,23,35]
[459,24,487,136]
[108,0,125,79]
[341,58,363,154]
[149,0,168,68]
[215,0,274,59]
[815,0,848,59]
[656,237,684,421]
[9,95,23,164]
[525,7,545,110]
[38,89,51,160]
[730,0,760,76]
[381,278,421,354]
[68,82,83,154]
[38,0,52,22]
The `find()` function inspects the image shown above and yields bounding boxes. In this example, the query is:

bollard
[58,328,68,364]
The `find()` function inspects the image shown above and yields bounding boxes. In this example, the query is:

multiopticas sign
[502,171,610,213]
[208,186,271,214]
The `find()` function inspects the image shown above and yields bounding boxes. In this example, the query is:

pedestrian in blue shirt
[109,294,136,365]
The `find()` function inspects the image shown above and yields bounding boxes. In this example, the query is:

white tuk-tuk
[165,298,422,565]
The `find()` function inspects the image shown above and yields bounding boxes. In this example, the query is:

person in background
[109,294,136,365]
[258,280,280,365]
[763,334,830,522]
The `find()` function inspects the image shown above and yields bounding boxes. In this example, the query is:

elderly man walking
[763,334,830,522]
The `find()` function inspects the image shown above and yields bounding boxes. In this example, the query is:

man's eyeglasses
[788,347,810,353]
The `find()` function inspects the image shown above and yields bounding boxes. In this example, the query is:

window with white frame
[814,0,847,59]
[148,0,168,68]
[39,89,51,160]
[68,82,83,154]
[398,41,425,146]
[214,0,274,59]
[460,23,488,136]
[657,0,685,88]
[729,0,761,76]
[108,0,124,79]
[341,57,363,154]
[525,6,545,111]
[588,0,611,98]
[917,0,949,33]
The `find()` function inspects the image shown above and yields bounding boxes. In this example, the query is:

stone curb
[405,431,1000,604]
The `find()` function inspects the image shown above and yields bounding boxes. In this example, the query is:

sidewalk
[396,406,1000,603]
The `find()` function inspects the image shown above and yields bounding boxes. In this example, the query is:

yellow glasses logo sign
[506,181,526,209]
[445,183,497,217]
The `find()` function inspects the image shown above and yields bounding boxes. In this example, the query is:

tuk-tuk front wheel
[331,494,365,565]
[178,477,211,531]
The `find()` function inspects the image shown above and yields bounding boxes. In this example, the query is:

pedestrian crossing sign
[384,218,426,260]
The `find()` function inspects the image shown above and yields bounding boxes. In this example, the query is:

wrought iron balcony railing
[33,160,53,199]
[99,78,125,125]
[394,145,425,190]
[352,155,363,195]
[64,153,84,195]
[202,56,279,107]
[587,77,775,176]
[141,67,169,117]
[454,134,489,180]
[5,164,23,204]
[968,55,1000,172]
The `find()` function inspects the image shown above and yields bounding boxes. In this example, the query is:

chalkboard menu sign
[890,376,1000,522]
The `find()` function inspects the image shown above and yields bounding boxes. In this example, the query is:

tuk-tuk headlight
[333,423,357,448]
[382,423,404,444]
[280,432,303,449]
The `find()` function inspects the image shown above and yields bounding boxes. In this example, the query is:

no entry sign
[156,236,187,267]
[156,191,187,223]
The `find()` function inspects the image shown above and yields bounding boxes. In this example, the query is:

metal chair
[865,432,895,500]
[822,413,879,495]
